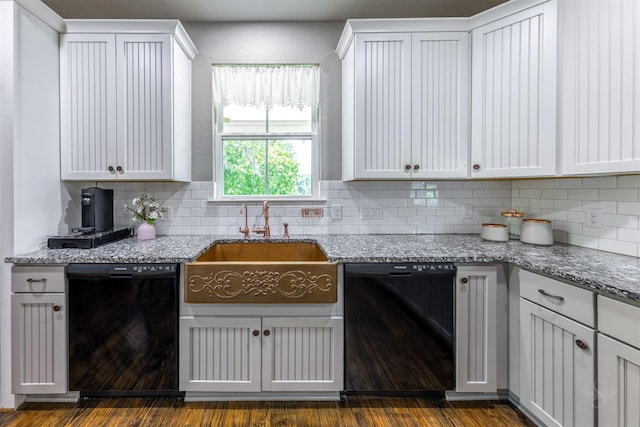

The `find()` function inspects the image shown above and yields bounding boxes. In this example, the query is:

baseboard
[507,393,546,427]
[184,391,341,402]
[445,389,510,401]
[24,392,80,403]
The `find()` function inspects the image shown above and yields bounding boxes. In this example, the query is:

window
[212,65,319,198]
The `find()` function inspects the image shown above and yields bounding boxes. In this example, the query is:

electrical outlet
[331,204,342,220]
[360,207,383,220]
[585,208,602,228]
[164,206,173,221]
[463,204,474,219]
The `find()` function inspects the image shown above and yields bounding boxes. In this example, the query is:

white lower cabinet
[597,334,640,426]
[180,316,343,394]
[597,295,640,426]
[519,298,595,427]
[455,266,498,393]
[11,266,67,394]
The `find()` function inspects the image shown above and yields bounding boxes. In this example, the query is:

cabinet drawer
[598,295,640,349]
[519,269,594,327]
[12,266,66,293]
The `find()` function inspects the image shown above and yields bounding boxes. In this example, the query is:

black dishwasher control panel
[66,263,178,278]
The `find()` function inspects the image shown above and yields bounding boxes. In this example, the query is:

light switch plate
[331,204,342,220]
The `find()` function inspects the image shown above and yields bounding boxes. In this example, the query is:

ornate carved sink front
[184,242,337,304]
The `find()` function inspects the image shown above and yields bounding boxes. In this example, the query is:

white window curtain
[212,64,319,110]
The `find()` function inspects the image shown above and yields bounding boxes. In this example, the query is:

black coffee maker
[48,187,132,249]
[75,187,114,233]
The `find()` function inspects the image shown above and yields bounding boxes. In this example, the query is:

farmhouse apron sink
[184,242,337,303]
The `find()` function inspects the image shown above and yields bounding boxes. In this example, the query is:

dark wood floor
[0,396,536,426]
[345,278,454,393]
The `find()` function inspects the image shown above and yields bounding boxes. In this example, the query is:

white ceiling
[41,0,509,21]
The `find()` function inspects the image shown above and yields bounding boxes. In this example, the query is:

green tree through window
[223,140,308,196]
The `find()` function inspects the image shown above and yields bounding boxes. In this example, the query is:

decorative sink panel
[184,242,337,304]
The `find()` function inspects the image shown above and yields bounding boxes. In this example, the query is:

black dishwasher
[344,263,455,397]
[66,264,181,397]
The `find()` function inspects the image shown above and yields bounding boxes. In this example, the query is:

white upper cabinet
[411,33,470,179]
[337,21,469,180]
[60,21,197,181]
[560,0,640,175]
[470,0,558,178]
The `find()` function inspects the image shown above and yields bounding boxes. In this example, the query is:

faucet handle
[283,222,289,239]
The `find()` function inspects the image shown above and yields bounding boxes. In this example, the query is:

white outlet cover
[584,208,603,228]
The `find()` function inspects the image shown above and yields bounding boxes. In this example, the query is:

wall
[183,21,344,182]
[107,179,513,237]
[100,175,640,259]
[0,0,65,410]
[513,175,640,257]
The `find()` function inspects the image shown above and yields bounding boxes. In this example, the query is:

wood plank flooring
[0,396,536,426]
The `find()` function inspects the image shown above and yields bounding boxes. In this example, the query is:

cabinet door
[60,34,117,180]
[179,317,262,392]
[262,317,344,392]
[116,34,173,180]
[520,298,595,427]
[411,32,469,179]
[598,333,640,427]
[353,33,412,179]
[470,1,557,178]
[11,293,67,394]
[455,266,497,393]
[560,0,640,175]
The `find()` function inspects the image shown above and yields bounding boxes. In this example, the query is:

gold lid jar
[500,208,524,237]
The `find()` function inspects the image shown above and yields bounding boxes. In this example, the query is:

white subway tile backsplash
[585,176,618,188]
[530,199,554,209]
[599,189,638,202]
[553,199,582,211]
[519,189,542,199]
[106,175,640,257]
[618,175,640,188]
[618,202,640,215]
[567,189,599,200]
[553,178,582,188]
[604,214,639,229]
[599,238,638,257]
[541,189,568,200]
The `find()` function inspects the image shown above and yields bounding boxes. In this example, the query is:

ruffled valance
[212,64,319,110]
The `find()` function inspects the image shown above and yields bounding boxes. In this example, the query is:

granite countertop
[5,234,640,303]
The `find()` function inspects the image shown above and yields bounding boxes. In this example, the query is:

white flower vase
[137,222,156,240]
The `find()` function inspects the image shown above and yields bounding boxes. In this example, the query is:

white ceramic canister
[480,223,509,242]
[520,219,553,245]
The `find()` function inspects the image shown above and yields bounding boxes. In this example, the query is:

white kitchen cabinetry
[60,21,196,181]
[470,0,557,178]
[518,269,595,427]
[180,316,343,394]
[455,266,498,393]
[337,22,469,180]
[11,266,67,394]
[560,0,640,175]
[597,296,640,426]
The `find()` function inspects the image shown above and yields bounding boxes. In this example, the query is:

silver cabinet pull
[26,278,47,284]
[538,288,564,302]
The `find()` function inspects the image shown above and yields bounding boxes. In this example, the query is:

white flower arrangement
[123,193,169,225]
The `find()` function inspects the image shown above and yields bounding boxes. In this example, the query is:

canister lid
[482,223,507,228]
[501,208,524,218]
[523,218,551,223]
